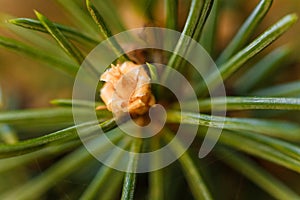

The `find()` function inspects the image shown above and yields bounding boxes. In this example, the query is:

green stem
[9,18,99,45]
[216,147,300,200]
[0,130,123,200]
[86,0,129,62]
[0,122,93,158]
[216,0,273,65]
[35,11,85,64]
[235,46,291,93]
[199,14,298,93]
[165,0,178,30]
[0,140,80,173]
[50,98,104,108]
[163,129,212,200]
[167,110,300,141]
[79,138,131,200]
[206,129,300,174]
[180,96,300,111]
[149,138,164,200]
[55,0,99,37]
[199,0,220,55]
[0,108,84,125]
[121,139,142,200]
[162,0,213,82]
[0,118,116,158]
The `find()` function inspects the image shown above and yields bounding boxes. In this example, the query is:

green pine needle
[9,18,99,45]
[35,10,85,64]
[199,13,298,93]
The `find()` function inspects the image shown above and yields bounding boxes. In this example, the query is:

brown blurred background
[0,0,72,109]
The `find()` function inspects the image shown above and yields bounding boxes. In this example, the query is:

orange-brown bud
[100,61,155,116]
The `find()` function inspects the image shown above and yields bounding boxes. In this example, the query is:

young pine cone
[100,61,155,116]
